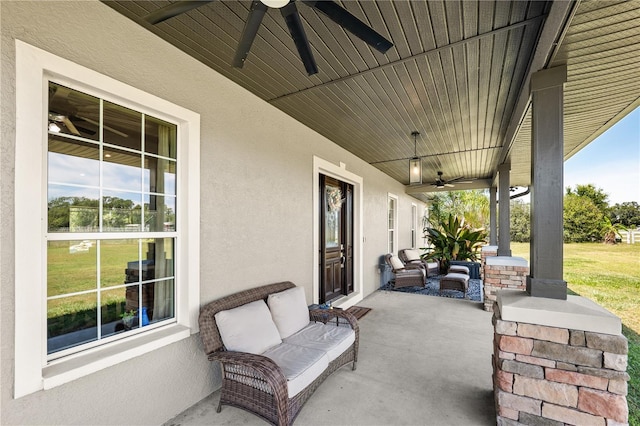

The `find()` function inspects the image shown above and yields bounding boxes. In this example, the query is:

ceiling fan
[143,0,393,75]
[430,171,473,189]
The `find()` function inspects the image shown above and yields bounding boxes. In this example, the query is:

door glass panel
[325,184,341,248]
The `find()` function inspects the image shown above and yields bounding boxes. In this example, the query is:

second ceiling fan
[143,0,394,75]
[430,171,473,189]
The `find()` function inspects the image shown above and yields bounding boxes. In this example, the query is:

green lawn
[511,242,640,425]
[47,240,139,317]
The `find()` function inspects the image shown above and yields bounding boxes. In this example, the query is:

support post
[497,163,511,256]
[489,186,497,246]
[527,66,568,299]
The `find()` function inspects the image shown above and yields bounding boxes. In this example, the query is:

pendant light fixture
[409,131,422,185]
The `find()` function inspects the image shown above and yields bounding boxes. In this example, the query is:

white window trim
[312,158,363,309]
[411,203,418,249]
[14,40,200,398]
[388,193,398,254]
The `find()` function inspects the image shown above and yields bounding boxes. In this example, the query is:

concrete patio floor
[164,289,496,425]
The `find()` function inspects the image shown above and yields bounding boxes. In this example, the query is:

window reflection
[47,240,97,296]
[100,240,138,288]
[47,293,98,353]
[103,101,142,151]
[144,156,176,195]
[145,194,176,232]
[48,135,99,186]
[103,147,142,190]
[122,239,175,327]
[48,82,100,141]
[145,116,177,159]
[102,190,142,232]
[46,82,179,356]
[48,185,99,233]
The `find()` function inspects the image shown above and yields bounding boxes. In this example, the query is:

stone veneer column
[483,256,528,312]
[481,245,498,281]
[493,291,629,425]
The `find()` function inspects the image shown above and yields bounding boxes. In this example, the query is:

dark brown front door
[319,175,354,303]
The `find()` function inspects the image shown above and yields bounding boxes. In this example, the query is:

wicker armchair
[199,281,359,426]
[384,254,426,288]
[398,248,440,277]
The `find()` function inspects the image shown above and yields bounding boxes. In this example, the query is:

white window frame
[387,193,398,254]
[14,41,200,398]
[411,203,418,249]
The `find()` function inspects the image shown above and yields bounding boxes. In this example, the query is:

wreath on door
[327,187,345,212]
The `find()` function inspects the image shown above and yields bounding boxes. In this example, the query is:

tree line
[510,184,638,243]
[427,185,639,244]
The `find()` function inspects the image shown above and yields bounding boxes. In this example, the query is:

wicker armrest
[404,262,424,271]
[209,351,289,416]
[308,309,359,333]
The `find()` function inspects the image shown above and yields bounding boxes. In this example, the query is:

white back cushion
[268,286,309,339]
[404,249,421,261]
[389,255,404,271]
[215,300,282,354]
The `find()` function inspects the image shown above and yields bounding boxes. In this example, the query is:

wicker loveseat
[199,281,359,425]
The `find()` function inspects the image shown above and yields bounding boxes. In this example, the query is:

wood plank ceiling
[103,0,640,201]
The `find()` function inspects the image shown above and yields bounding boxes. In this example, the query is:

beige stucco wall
[0,1,425,424]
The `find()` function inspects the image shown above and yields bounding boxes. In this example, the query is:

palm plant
[422,214,488,272]
[601,216,627,244]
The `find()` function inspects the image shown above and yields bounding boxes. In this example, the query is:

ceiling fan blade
[62,116,81,136]
[76,115,129,138]
[447,176,475,185]
[143,0,214,25]
[281,2,318,75]
[444,183,454,187]
[302,0,393,54]
[233,1,268,68]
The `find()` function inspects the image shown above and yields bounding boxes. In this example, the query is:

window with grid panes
[388,195,397,253]
[47,82,177,357]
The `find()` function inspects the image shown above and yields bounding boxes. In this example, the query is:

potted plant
[120,309,137,328]
[422,214,487,273]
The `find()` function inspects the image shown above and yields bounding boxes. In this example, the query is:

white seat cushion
[267,286,310,339]
[284,322,355,362]
[214,300,282,354]
[443,272,469,282]
[262,343,329,398]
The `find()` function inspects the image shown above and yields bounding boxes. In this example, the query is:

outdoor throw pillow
[215,300,282,354]
[268,286,309,339]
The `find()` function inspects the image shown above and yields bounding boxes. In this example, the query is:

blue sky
[564,106,639,205]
